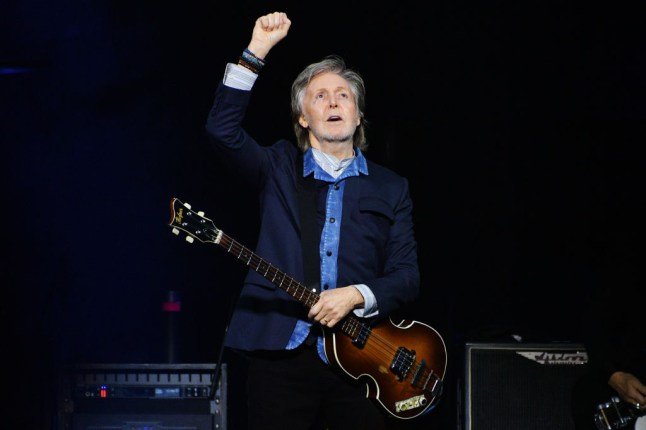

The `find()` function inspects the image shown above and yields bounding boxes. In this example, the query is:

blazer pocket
[358,196,395,223]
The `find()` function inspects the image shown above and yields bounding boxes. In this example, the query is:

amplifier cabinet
[58,363,227,430]
[463,342,588,430]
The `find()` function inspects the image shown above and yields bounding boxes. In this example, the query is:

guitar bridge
[390,347,415,381]
[411,359,428,387]
[411,359,443,397]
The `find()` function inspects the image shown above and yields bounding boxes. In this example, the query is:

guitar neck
[215,231,367,343]
[216,232,319,309]
[168,197,368,344]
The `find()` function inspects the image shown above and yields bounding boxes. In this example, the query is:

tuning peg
[172,228,180,236]
[185,236,194,243]
[184,202,192,209]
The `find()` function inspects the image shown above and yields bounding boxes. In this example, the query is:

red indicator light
[162,302,181,312]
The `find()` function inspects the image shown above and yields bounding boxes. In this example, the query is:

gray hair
[290,55,368,152]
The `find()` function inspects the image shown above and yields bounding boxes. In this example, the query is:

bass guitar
[168,197,447,420]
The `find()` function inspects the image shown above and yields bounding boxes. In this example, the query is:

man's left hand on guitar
[309,286,364,328]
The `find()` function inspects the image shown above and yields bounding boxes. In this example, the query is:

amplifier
[58,363,227,430]
[462,342,589,430]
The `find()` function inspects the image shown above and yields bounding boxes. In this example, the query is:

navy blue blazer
[205,81,420,351]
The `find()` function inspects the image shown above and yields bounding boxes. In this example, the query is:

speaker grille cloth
[467,345,588,430]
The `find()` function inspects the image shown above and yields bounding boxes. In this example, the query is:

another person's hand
[247,12,291,60]
[609,371,646,409]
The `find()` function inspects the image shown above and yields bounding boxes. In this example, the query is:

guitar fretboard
[216,232,368,342]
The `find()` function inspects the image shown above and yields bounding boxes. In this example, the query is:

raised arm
[246,11,291,60]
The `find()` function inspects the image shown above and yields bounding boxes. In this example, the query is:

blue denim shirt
[286,148,376,362]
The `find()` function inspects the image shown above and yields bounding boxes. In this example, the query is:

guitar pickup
[351,325,370,348]
[390,347,415,381]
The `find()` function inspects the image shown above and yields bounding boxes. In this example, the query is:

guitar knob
[184,202,192,209]
[198,211,205,216]
[185,236,194,243]
[172,228,180,236]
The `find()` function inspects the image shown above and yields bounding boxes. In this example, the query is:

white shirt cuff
[352,284,378,318]
[223,63,258,90]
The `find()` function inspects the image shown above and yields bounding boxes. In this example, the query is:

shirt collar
[303,147,368,181]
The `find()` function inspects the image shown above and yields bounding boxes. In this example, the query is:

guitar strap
[296,151,321,293]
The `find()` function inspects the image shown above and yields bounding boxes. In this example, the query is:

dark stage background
[2,1,643,429]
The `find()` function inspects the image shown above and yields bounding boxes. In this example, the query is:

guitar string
[218,233,444,392]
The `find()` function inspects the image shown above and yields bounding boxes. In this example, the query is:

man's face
[298,72,360,146]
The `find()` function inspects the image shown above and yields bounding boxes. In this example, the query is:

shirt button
[329,217,335,223]
[334,184,339,190]
[326,250,332,256]
[323,284,329,290]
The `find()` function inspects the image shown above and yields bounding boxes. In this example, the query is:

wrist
[246,43,270,60]
[351,286,365,308]
[238,48,266,75]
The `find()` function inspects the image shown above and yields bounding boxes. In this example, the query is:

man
[571,242,645,429]
[205,11,422,430]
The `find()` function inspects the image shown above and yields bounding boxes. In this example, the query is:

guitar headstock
[168,197,221,244]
